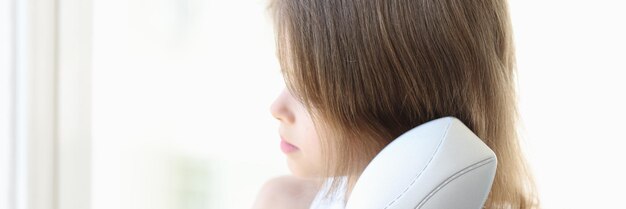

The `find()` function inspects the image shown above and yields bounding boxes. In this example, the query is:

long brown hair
[267,0,540,208]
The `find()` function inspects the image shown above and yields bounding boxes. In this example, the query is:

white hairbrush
[345,116,497,209]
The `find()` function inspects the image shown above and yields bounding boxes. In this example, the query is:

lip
[280,136,299,153]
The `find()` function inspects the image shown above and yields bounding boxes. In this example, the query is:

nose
[270,88,295,124]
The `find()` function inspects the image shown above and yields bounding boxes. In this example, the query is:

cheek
[297,126,321,165]
[303,132,322,166]
[289,122,324,177]
[288,104,326,177]
[301,112,323,167]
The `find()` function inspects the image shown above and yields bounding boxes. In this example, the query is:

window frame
[6,0,92,209]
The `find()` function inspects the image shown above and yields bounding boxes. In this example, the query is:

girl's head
[268,0,540,208]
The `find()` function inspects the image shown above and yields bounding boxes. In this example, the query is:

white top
[309,176,347,209]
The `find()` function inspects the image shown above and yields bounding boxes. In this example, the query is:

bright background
[1,0,625,209]
[91,0,287,208]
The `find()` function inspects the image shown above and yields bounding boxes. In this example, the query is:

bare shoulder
[251,175,321,209]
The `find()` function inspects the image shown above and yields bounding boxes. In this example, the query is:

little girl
[253,0,540,208]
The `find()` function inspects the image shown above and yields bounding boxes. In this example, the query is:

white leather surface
[345,117,497,209]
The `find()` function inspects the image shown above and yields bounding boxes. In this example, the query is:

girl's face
[270,87,323,178]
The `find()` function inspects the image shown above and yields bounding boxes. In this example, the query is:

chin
[286,158,318,178]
